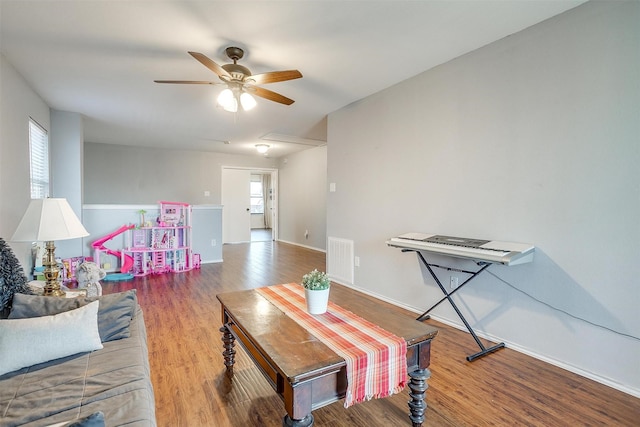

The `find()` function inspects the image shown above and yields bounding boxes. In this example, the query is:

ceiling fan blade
[188,51,231,79]
[248,70,303,85]
[154,80,219,85]
[251,86,295,105]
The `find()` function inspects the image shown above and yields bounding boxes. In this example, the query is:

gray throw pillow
[9,290,137,342]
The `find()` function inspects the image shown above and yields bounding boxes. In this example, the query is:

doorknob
[246,208,250,212]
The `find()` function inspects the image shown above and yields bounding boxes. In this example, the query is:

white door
[222,168,251,243]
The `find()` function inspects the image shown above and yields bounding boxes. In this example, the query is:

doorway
[221,167,278,244]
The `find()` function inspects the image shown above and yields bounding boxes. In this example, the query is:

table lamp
[11,198,89,297]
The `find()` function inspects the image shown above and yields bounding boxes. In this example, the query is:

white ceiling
[0,0,586,158]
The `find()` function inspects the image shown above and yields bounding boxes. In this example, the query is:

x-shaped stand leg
[407,249,505,361]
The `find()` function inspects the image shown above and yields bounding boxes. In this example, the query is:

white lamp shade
[217,88,238,112]
[11,198,89,242]
[223,98,238,113]
[240,92,257,111]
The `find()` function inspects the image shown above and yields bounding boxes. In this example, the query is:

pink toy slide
[92,224,135,273]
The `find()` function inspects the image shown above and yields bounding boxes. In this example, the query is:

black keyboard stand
[403,249,505,362]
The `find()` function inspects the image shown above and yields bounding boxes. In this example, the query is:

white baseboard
[276,239,326,253]
[332,280,640,399]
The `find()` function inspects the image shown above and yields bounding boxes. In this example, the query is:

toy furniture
[123,201,194,276]
[92,224,136,273]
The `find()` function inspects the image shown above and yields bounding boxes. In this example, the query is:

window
[29,118,49,199]
[250,175,264,214]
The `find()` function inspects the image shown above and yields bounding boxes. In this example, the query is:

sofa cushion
[45,411,106,427]
[9,290,137,342]
[0,301,103,376]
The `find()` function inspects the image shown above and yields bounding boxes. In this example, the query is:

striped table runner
[256,283,407,408]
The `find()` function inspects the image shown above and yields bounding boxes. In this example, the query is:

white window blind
[29,118,50,199]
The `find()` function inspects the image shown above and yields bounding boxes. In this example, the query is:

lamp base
[43,240,65,297]
[43,285,66,297]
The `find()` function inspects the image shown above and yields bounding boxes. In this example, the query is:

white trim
[260,133,326,147]
[277,239,326,253]
[83,204,157,210]
[192,205,223,210]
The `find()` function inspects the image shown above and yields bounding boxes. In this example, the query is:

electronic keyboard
[387,232,534,266]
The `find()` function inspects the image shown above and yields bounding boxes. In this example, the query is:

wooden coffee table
[217,284,438,427]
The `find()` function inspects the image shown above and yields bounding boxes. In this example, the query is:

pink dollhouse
[123,201,196,277]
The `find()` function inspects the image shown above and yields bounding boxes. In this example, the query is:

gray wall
[84,142,278,205]
[51,110,84,258]
[191,205,223,263]
[278,146,327,251]
[0,54,50,269]
[327,1,639,394]
[1,58,88,268]
[84,142,326,251]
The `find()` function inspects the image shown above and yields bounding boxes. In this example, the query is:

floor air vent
[327,237,354,285]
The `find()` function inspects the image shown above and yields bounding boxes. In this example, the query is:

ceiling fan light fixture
[240,92,257,111]
[255,144,270,154]
[217,88,237,112]
[225,99,238,113]
[155,49,302,111]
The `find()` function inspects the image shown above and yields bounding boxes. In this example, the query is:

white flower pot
[305,288,330,314]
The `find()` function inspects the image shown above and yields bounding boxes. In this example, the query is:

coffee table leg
[408,368,430,427]
[219,326,236,369]
[282,414,313,427]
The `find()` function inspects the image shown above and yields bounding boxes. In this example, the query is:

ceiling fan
[154,47,302,112]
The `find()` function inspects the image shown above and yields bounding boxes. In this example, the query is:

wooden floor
[251,228,273,242]
[103,241,639,426]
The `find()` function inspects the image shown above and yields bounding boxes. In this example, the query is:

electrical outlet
[211,239,216,247]
[449,276,459,290]
[305,230,309,239]
[355,256,360,267]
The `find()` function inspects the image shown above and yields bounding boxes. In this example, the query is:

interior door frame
[221,166,278,242]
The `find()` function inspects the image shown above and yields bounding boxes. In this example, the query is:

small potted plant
[301,269,331,314]
[137,209,147,228]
